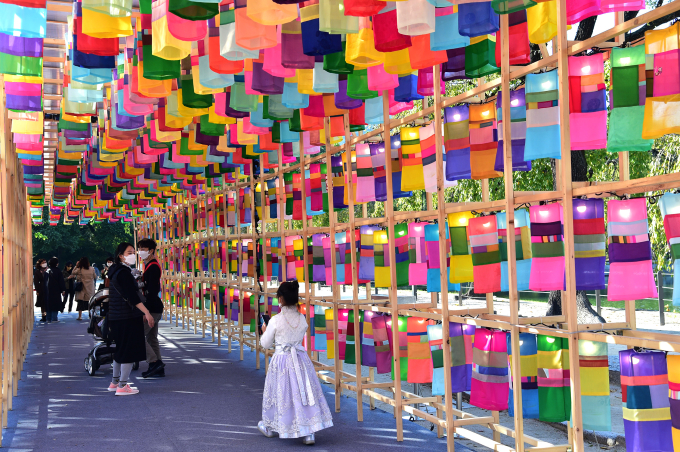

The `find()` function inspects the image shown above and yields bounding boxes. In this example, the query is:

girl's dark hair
[48,257,59,268]
[114,242,135,264]
[36,259,46,266]
[106,256,114,263]
[65,261,73,267]
[277,280,300,307]
[77,257,90,269]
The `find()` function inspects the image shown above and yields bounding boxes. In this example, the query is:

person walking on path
[44,257,66,323]
[62,261,76,313]
[34,259,47,322]
[257,280,333,445]
[101,257,114,289]
[70,257,96,321]
[107,242,156,396]
[137,238,165,379]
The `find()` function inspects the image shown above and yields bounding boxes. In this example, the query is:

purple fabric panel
[0,34,43,57]
[445,148,471,181]
[575,255,605,290]
[531,221,563,236]
[608,242,652,262]
[494,139,530,172]
[6,93,42,111]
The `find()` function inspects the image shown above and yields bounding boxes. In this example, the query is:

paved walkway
[3,310,467,451]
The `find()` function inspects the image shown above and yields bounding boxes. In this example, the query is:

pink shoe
[115,384,139,396]
[107,383,118,392]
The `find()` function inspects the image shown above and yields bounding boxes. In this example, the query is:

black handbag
[74,280,83,292]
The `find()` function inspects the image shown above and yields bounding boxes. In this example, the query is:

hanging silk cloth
[325,308,335,359]
[421,123,439,193]
[468,214,501,293]
[284,235,304,282]
[568,54,607,150]
[427,324,445,393]
[529,203,565,291]
[361,310,376,368]
[469,103,501,179]
[470,328,509,411]
[607,45,653,153]
[525,70,560,160]
[449,323,476,393]
[369,142,387,202]
[537,335,570,423]
[508,332,539,419]
[444,105,471,181]
[358,226,380,282]
[668,354,680,451]
[310,234,326,284]
[330,155,347,210]
[372,313,392,374]
[495,88,530,172]
[497,209,532,291]
[409,222,429,286]
[391,316,408,381]
[425,224,459,292]
[449,212,474,284]
[493,11,531,63]
[400,126,425,191]
[607,198,658,301]
[659,193,680,307]
[355,143,376,203]
[572,198,605,290]
[620,349,673,452]
[345,310,362,365]
[578,340,611,431]
[406,317,432,383]
[390,134,413,200]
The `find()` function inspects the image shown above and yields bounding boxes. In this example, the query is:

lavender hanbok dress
[260,306,333,438]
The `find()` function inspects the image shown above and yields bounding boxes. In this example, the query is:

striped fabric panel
[579,340,611,431]
[607,218,649,237]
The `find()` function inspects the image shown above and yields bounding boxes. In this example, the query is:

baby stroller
[84,288,139,376]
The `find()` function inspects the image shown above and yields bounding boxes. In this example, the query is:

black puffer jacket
[107,263,143,321]
[44,266,65,311]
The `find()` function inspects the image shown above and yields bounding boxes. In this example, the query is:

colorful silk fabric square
[448,211,474,284]
[659,193,680,307]
[497,209,532,291]
[391,316,409,381]
[444,105,472,181]
[525,70,561,160]
[668,354,680,451]
[425,223,459,292]
[470,328,509,411]
[607,198,657,301]
[450,322,476,393]
[372,313,392,374]
[619,349,673,452]
[568,53,607,151]
[361,310,376,368]
[409,222,429,286]
[495,87,531,173]
[573,198,606,290]
[579,340,611,431]
[537,335,571,423]
[469,103,501,180]
[400,126,425,191]
[468,214,501,293]
[406,317,432,384]
[529,203,565,291]
[508,333,539,419]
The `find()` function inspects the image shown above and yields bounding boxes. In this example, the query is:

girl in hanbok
[258,280,333,445]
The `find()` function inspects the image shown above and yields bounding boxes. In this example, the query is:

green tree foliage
[32,209,133,267]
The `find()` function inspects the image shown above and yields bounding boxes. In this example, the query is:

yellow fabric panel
[579,367,609,396]
[622,407,671,422]
[642,94,680,139]
[82,8,132,38]
[449,254,474,283]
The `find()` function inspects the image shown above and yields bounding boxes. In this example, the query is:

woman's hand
[261,323,267,333]
[144,312,155,328]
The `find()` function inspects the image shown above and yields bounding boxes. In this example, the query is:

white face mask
[124,254,136,266]
[139,251,150,260]
[106,262,112,267]
[41,263,47,268]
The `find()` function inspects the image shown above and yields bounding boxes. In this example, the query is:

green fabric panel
[323,42,354,75]
[531,241,564,258]
[444,121,470,140]
[199,115,225,136]
[450,227,469,255]
[391,316,409,381]
[347,69,378,100]
[181,76,213,109]
[0,54,42,77]
[465,39,499,78]
[491,0,536,14]
[611,45,646,68]
[168,0,218,20]
[59,118,90,132]
[431,349,444,369]
[471,251,501,266]
[143,44,180,80]
[612,66,639,108]
[606,106,653,153]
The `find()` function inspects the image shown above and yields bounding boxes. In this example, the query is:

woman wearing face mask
[34,259,48,322]
[101,257,114,289]
[62,261,76,313]
[106,242,155,395]
[70,257,96,321]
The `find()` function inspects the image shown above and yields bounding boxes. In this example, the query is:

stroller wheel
[132,362,139,371]
[85,355,96,376]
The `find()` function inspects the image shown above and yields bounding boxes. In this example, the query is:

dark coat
[44,266,66,312]
[143,259,163,314]
[107,263,143,321]
[33,267,45,308]
[63,267,74,293]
